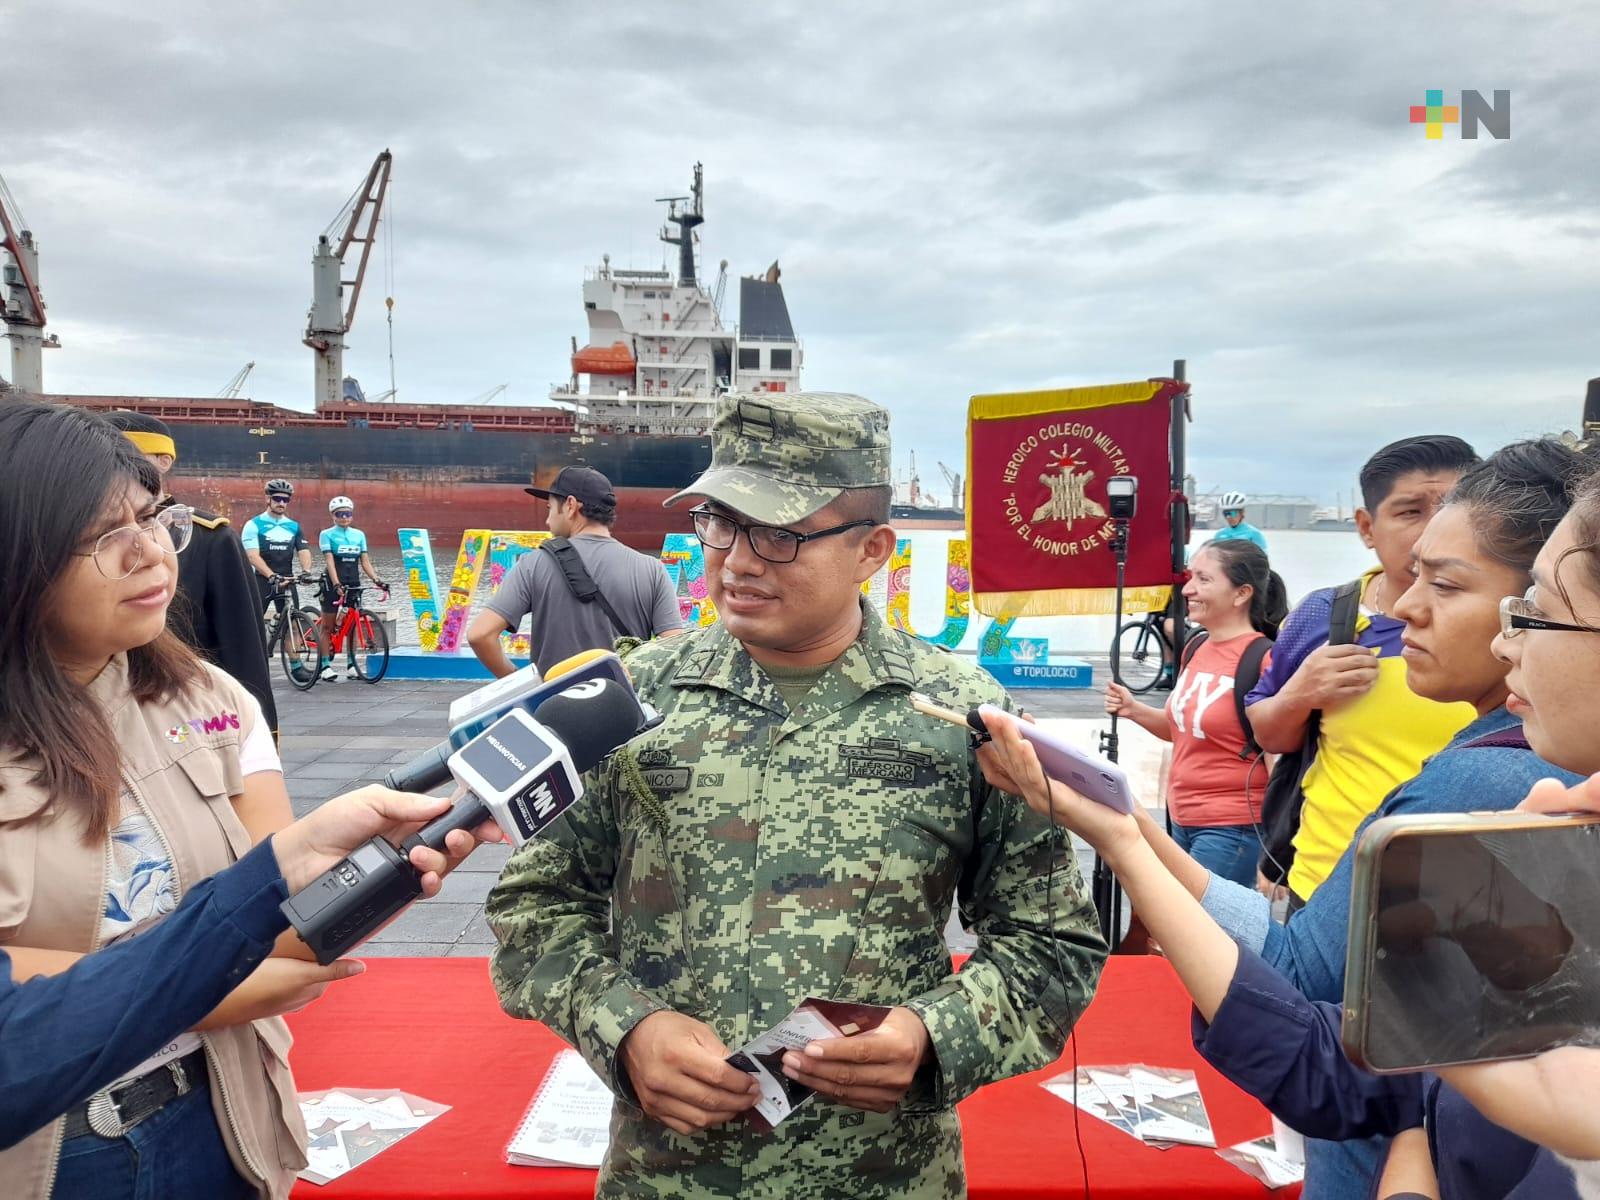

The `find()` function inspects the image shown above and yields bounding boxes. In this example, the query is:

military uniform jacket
[488,602,1107,1199]
[166,501,280,739]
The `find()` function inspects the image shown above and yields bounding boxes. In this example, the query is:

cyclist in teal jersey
[1212,490,1269,553]
[241,479,314,614]
[317,496,387,681]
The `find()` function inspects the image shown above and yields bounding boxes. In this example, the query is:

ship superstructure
[556,162,801,434]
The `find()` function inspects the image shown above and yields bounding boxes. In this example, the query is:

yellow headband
[123,430,177,462]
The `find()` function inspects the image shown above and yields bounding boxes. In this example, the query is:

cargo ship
[12,162,804,551]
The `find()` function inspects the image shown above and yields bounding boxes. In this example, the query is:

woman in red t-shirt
[1105,539,1282,885]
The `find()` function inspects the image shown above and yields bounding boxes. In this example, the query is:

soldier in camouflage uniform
[487,392,1107,1199]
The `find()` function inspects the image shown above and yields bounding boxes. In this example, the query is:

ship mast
[657,161,704,287]
[0,171,61,393]
[304,150,393,410]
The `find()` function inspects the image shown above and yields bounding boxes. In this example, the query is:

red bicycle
[317,583,392,684]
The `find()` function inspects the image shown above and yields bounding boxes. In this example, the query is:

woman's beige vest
[0,656,305,1197]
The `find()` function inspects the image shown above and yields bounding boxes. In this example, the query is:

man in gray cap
[488,393,1105,1199]
[468,465,683,677]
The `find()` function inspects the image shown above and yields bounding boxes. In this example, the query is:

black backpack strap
[1179,630,1210,672]
[1233,634,1273,758]
[1327,578,1364,646]
[538,537,641,640]
[1255,577,1363,882]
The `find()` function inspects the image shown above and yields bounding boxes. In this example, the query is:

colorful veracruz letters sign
[397,529,1088,687]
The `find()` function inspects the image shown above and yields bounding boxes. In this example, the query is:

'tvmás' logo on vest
[165,710,241,744]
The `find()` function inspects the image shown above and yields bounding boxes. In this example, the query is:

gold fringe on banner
[973,585,1172,620]
[967,380,1165,423]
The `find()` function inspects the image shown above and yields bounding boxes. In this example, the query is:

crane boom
[937,461,963,510]
[1,171,61,393]
[304,150,393,408]
[217,361,256,399]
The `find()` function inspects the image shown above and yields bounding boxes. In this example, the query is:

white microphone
[281,676,657,962]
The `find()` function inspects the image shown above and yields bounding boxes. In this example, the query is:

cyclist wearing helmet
[1212,490,1269,553]
[318,496,387,681]
[241,480,314,616]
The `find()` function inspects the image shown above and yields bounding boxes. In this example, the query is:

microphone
[281,675,659,963]
[384,648,630,793]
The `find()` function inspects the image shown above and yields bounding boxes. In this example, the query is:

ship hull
[157,422,711,550]
[174,476,691,551]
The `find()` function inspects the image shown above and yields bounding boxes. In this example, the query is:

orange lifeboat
[571,341,636,377]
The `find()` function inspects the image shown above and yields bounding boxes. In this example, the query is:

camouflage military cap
[664,391,891,526]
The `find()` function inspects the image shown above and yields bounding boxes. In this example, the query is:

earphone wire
[1045,795,1092,1199]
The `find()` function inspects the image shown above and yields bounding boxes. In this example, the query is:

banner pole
[1165,360,1190,836]
[1093,535,1128,945]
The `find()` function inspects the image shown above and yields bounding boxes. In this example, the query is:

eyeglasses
[333,510,353,518]
[1499,587,1600,639]
[75,505,194,580]
[1222,509,1242,518]
[269,495,290,504]
[689,506,876,565]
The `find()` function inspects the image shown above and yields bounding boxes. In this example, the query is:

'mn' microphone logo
[526,780,559,820]
[512,771,577,840]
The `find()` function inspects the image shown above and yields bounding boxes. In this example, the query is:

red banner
[966,380,1182,617]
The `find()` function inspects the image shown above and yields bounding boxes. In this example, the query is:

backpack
[1255,578,1364,885]
[538,537,643,641]
[1177,631,1273,760]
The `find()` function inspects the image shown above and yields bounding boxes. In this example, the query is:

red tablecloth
[287,956,1296,1198]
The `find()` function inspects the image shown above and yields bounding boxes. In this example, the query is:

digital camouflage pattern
[488,602,1107,1199]
[663,391,893,525]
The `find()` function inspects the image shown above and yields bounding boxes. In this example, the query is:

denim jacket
[1192,950,1583,1200]
[0,840,288,1150]
[1201,707,1582,1005]
[1198,707,1581,1199]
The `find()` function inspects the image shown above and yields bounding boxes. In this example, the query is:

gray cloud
[3,0,1596,507]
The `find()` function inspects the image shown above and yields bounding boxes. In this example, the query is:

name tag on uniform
[837,737,936,786]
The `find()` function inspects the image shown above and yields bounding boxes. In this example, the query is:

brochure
[726,997,892,1131]
[297,1089,449,1186]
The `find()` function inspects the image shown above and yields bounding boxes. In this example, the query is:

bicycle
[320,582,392,684]
[1109,610,1194,694]
[262,573,325,693]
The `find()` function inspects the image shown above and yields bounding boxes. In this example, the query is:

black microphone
[280,677,657,963]
[383,649,631,793]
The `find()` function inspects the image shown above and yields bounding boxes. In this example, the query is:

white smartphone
[975,705,1137,815]
[908,692,1138,815]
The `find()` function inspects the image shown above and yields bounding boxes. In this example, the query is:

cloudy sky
[4,0,1596,506]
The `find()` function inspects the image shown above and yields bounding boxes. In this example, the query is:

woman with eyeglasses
[0,401,490,1199]
[979,438,1596,1199]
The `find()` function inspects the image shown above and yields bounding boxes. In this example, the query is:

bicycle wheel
[1111,619,1168,694]
[279,608,324,691]
[349,609,391,683]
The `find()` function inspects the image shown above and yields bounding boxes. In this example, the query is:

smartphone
[1342,811,1600,1073]
[975,704,1136,815]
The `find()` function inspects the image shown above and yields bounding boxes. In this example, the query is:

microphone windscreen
[533,678,651,773]
[542,646,616,682]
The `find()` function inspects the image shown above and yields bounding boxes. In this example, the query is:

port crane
[304,151,392,409]
[937,461,964,511]
[0,171,61,393]
[216,361,255,399]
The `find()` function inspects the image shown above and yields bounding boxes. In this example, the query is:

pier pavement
[272,653,1168,957]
